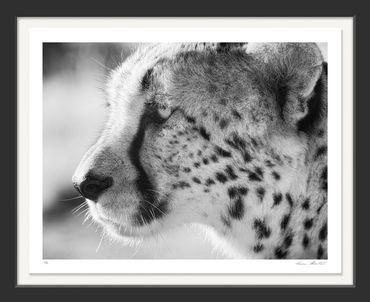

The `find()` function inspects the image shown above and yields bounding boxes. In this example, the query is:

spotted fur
[73,43,328,259]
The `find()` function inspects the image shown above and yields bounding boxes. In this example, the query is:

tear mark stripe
[128,106,168,225]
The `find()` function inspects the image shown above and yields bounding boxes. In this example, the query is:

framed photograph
[16,17,354,286]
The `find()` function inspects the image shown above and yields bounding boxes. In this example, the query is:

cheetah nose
[73,172,113,202]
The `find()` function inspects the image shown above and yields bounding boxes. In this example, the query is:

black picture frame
[4,0,366,298]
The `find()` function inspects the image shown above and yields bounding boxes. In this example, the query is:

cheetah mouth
[95,214,152,239]
[87,199,167,239]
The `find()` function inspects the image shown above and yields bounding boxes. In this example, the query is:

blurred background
[43,43,327,259]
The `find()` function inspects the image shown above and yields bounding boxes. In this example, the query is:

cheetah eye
[157,106,172,120]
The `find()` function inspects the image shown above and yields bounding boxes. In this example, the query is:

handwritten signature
[295,261,327,265]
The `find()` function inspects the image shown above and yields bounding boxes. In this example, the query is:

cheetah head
[72,43,326,251]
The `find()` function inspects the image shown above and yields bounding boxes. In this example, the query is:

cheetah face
[72,43,325,244]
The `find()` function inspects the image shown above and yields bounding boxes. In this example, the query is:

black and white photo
[44,42,328,260]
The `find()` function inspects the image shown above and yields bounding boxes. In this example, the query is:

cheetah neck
[198,131,327,259]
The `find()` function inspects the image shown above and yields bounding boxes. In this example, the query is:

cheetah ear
[246,43,326,131]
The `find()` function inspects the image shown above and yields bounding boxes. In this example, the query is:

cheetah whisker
[59,195,84,202]
[71,201,88,215]
[90,57,112,71]
[142,198,167,216]
[96,231,105,253]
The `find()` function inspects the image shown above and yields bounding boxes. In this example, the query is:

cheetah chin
[73,43,328,259]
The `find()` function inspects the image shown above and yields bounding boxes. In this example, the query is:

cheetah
[72,43,328,259]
